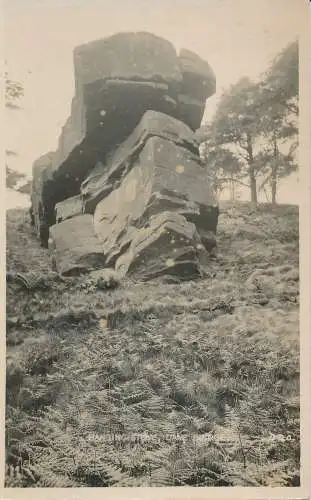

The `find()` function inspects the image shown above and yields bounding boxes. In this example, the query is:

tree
[255,147,297,205]
[259,40,298,117]
[5,72,30,193]
[200,41,298,208]
[208,77,263,207]
[200,125,245,201]
[256,40,298,205]
[255,119,298,205]
[5,72,24,109]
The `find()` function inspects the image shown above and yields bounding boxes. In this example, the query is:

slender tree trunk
[249,170,257,207]
[229,179,236,201]
[271,176,277,206]
[271,134,279,207]
[246,133,257,209]
[262,184,271,203]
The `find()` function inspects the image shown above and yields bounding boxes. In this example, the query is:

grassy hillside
[5,202,300,487]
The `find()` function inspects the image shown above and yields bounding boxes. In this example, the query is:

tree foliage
[201,40,298,207]
[256,40,298,204]
[207,77,263,206]
[259,40,298,117]
[5,72,24,109]
[200,125,245,200]
[5,72,30,193]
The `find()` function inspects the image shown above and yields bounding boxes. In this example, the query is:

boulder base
[55,195,83,223]
[49,215,105,276]
[116,212,206,281]
[93,135,218,271]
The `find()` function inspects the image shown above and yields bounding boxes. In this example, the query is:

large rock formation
[31,31,219,280]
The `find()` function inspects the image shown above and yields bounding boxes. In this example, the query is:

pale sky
[4,0,305,203]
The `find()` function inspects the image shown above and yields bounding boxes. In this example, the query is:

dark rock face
[31,31,219,280]
[178,48,216,130]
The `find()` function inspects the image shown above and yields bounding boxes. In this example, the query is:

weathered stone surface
[49,215,105,276]
[31,32,219,281]
[53,96,86,170]
[31,34,216,238]
[179,48,216,100]
[176,94,207,132]
[74,31,182,88]
[80,162,114,215]
[49,33,183,180]
[115,212,206,281]
[81,110,199,214]
[93,135,218,270]
[177,49,216,130]
[30,34,182,229]
[143,191,218,253]
[55,195,83,223]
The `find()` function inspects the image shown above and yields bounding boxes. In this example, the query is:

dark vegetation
[5,201,299,487]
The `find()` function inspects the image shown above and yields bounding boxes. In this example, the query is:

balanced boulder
[31,31,219,281]
[31,32,216,235]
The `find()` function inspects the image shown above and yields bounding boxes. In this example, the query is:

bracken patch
[5,201,299,487]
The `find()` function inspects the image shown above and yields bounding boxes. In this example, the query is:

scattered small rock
[83,269,120,291]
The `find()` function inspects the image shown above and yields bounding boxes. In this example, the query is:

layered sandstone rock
[55,195,83,223]
[49,215,105,276]
[93,134,218,268]
[177,48,216,130]
[31,33,216,232]
[115,212,207,281]
[81,110,199,214]
[31,32,218,280]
